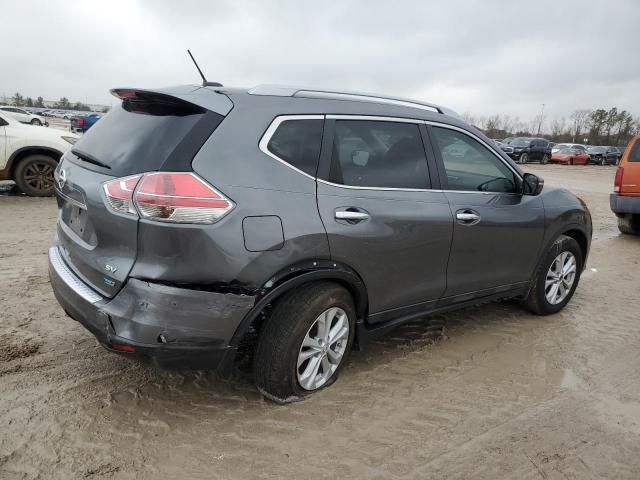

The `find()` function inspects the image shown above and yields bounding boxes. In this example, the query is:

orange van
[610,136,640,234]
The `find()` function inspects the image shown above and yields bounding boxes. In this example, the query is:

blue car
[70,112,102,133]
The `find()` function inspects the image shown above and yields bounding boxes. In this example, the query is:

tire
[617,214,640,235]
[522,235,583,315]
[254,282,356,403]
[600,157,606,166]
[541,154,549,164]
[13,154,58,197]
[519,153,528,164]
[30,118,42,126]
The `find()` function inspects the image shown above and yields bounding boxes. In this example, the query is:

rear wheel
[14,154,57,197]
[522,235,583,315]
[254,282,356,403]
[617,214,640,235]
[520,153,528,164]
[541,154,549,164]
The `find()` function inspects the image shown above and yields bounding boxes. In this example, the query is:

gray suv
[49,85,592,402]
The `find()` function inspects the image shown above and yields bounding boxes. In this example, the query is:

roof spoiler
[109,86,234,116]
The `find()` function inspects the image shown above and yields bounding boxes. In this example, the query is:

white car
[0,106,48,126]
[552,143,587,154]
[0,111,78,196]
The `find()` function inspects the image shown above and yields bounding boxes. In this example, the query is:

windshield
[511,139,530,147]
[587,146,606,153]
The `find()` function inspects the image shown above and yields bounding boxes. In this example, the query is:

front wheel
[519,153,528,164]
[254,282,356,403]
[522,235,583,315]
[30,118,42,126]
[600,157,606,166]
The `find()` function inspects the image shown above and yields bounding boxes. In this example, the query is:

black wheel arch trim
[230,261,368,347]
[525,221,591,296]
[3,146,64,180]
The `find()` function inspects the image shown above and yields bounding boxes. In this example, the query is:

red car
[551,147,591,165]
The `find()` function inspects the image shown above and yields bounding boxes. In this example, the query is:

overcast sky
[1,0,638,123]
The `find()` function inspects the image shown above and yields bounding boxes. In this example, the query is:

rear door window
[266,119,323,176]
[329,120,430,189]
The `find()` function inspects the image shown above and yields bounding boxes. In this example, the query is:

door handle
[335,210,370,221]
[456,210,481,225]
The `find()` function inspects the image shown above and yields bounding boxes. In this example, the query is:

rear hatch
[54,86,232,298]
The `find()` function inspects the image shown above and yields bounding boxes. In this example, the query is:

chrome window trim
[316,178,435,193]
[316,178,516,196]
[424,120,523,181]
[258,114,325,181]
[259,114,522,194]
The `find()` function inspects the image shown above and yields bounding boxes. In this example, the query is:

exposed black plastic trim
[1,146,63,180]
[229,263,368,347]
[357,285,529,347]
[161,110,225,172]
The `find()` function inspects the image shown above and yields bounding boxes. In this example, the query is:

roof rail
[294,90,440,113]
[247,84,446,115]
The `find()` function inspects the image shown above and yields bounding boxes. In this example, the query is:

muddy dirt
[1,165,639,479]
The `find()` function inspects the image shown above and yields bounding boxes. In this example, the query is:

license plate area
[61,201,95,245]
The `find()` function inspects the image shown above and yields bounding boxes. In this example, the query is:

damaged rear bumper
[48,246,255,376]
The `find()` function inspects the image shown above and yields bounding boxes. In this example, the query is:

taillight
[614,167,624,193]
[134,172,233,224]
[102,172,233,224]
[77,118,84,126]
[103,174,142,214]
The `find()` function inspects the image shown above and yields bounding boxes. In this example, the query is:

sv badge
[104,264,118,274]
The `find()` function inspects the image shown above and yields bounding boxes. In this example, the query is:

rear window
[329,120,430,189]
[266,119,323,176]
[70,97,221,176]
[629,141,640,162]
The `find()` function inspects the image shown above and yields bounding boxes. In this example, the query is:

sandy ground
[1,164,639,479]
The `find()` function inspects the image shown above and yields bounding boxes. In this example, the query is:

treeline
[8,92,93,112]
[463,107,638,147]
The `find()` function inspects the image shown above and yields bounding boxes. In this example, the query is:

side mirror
[523,173,544,195]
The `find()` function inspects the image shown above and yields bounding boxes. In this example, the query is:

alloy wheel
[545,251,577,305]
[296,307,350,391]
[23,161,55,193]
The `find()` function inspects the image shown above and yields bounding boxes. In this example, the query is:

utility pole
[536,103,545,136]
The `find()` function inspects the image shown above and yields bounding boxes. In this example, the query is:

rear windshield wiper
[71,148,111,170]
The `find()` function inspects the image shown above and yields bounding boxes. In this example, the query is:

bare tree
[569,110,591,142]
[461,112,476,126]
[501,115,514,134]
[550,117,566,138]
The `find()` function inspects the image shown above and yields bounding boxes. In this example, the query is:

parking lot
[1,164,639,479]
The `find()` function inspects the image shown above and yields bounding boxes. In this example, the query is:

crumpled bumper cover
[48,246,255,375]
